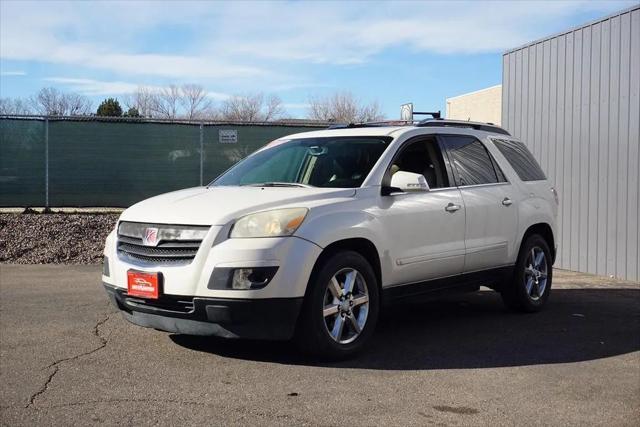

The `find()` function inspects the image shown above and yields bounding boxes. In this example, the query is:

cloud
[0,2,267,81]
[0,70,26,76]
[4,43,266,81]
[44,77,231,100]
[43,77,145,96]
[203,0,637,62]
[1,0,636,82]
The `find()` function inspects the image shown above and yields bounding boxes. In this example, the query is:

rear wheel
[501,234,553,312]
[295,251,379,360]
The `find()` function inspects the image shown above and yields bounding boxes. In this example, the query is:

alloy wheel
[322,268,370,344]
[524,246,548,301]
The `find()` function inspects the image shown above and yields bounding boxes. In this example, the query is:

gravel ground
[0,213,118,264]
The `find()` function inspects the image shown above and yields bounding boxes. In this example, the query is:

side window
[492,138,547,181]
[442,136,499,186]
[390,137,450,189]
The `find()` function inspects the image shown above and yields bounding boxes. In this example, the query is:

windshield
[211,136,391,188]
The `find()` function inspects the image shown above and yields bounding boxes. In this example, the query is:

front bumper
[103,232,322,300]
[103,283,303,340]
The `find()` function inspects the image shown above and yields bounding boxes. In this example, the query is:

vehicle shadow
[170,288,640,370]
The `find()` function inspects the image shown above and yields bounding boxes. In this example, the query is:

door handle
[445,203,461,213]
[502,197,513,206]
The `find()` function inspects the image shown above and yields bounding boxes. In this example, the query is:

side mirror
[388,171,430,194]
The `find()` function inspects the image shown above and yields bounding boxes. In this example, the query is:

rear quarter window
[491,138,546,181]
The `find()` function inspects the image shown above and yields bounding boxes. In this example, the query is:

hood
[119,186,356,225]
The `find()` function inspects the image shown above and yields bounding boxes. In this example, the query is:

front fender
[296,209,382,250]
[294,206,393,284]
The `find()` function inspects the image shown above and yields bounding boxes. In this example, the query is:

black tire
[295,250,379,360]
[501,234,553,312]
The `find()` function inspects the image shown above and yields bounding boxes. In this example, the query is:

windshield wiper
[245,182,313,188]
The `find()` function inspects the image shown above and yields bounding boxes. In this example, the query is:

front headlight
[230,208,308,238]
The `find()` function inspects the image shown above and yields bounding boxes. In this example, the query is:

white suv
[102,119,558,359]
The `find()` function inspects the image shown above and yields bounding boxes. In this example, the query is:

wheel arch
[308,238,383,298]
[520,223,556,263]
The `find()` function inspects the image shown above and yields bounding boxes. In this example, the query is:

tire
[501,234,553,312]
[295,250,379,360]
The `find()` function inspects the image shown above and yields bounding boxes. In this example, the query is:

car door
[377,136,466,286]
[440,134,518,272]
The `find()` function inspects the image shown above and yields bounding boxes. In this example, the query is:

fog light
[208,267,278,290]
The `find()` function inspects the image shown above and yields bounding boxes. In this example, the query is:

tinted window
[212,137,390,188]
[443,136,499,186]
[492,138,546,181]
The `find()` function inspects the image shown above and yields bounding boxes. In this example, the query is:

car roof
[283,121,511,140]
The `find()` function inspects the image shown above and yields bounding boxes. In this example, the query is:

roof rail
[416,118,510,136]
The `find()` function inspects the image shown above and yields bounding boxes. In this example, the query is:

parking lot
[1,264,638,426]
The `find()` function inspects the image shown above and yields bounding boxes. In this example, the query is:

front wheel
[295,251,379,360]
[501,234,553,312]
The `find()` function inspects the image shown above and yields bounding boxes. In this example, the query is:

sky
[0,0,636,118]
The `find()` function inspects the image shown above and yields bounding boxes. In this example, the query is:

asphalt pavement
[1,265,638,426]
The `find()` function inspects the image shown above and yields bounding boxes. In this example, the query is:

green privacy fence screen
[0,117,326,207]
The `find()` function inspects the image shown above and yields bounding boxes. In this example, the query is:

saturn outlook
[102,119,558,359]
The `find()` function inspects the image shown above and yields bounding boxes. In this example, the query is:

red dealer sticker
[127,271,160,299]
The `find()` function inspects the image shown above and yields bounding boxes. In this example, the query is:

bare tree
[123,86,157,118]
[28,87,92,116]
[179,84,212,120]
[308,91,384,123]
[199,103,220,120]
[219,93,284,122]
[358,99,384,122]
[66,92,93,115]
[220,94,261,122]
[152,85,181,119]
[29,87,64,115]
[121,86,283,121]
[0,97,33,115]
[263,94,285,121]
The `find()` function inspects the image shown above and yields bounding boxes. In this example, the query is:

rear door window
[442,135,500,186]
[491,138,546,181]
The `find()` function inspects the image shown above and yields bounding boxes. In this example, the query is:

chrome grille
[117,221,210,265]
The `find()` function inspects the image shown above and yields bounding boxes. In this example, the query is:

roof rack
[416,118,511,136]
[325,113,511,136]
[411,111,441,119]
[328,120,414,129]
[328,106,443,129]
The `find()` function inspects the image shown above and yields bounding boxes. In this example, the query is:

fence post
[45,117,49,208]
[199,122,204,186]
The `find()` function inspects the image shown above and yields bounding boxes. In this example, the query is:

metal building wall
[501,6,639,282]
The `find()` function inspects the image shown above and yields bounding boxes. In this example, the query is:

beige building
[445,84,502,125]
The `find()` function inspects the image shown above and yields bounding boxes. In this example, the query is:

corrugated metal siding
[502,6,640,282]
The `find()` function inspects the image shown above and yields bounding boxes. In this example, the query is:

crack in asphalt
[25,313,113,409]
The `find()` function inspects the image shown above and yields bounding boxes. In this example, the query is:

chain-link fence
[0,116,327,207]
